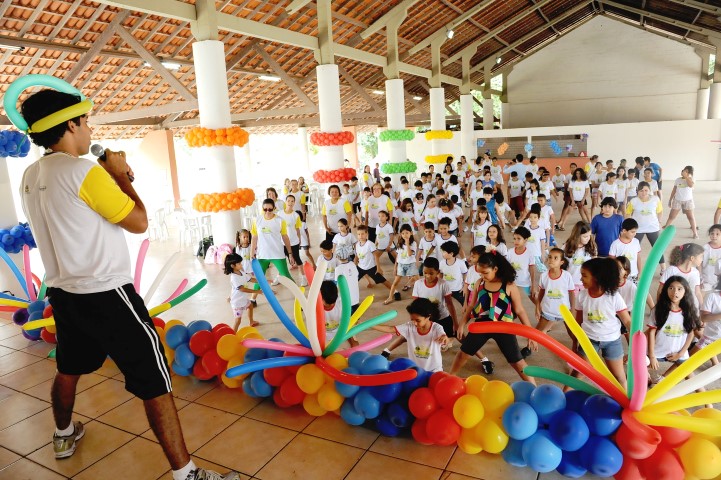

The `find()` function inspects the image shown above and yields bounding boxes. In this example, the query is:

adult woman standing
[365,182,394,242]
[626,181,665,269]
[251,198,296,280]
[322,184,352,243]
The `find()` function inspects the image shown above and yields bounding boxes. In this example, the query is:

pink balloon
[134,238,150,293]
[630,331,649,411]
[22,245,36,301]
[316,292,326,350]
[337,333,393,357]
[161,278,188,304]
[242,338,314,356]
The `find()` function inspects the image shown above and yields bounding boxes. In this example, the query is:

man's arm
[99,151,147,234]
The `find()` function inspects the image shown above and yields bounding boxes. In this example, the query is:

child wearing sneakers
[608,218,641,282]
[535,248,575,335]
[354,226,393,291]
[440,241,468,307]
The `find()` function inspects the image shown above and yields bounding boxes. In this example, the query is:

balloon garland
[312,167,356,183]
[498,142,509,155]
[379,130,415,142]
[0,130,31,158]
[309,131,354,147]
[184,126,249,148]
[425,154,452,164]
[380,161,417,174]
[524,143,534,153]
[549,140,563,156]
[0,223,35,254]
[192,188,255,213]
[424,130,453,141]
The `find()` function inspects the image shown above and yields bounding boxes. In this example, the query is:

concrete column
[430,87,446,157]
[501,103,510,128]
[385,78,407,184]
[192,40,238,244]
[297,127,309,172]
[697,88,710,120]
[709,82,721,119]
[315,63,344,172]
[483,97,494,130]
[460,94,474,162]
[0,155,20,289]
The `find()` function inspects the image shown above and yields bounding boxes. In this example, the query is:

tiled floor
[0,181,719,479]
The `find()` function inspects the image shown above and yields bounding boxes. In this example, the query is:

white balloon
[654,362,721,403]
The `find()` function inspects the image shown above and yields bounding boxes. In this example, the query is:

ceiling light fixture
[372,90,385,95]
[0,44,24,51]
[144,61,182,70]
[446,28,455,39]
[496,56,502,64]
[259,75,281,82]
[413,96,423,101]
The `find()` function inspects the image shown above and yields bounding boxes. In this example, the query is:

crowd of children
[224,155,718,400]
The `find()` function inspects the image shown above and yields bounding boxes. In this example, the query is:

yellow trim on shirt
[78,166,135,224]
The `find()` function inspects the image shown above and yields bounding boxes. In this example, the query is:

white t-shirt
[440,259,468,292]
[552,174,567,189]
[615,179,628,202]
[701,292,721,343]
[648,310,689,360]
[497,202,512,221]
[525,222,548,259]
[660,265,701,308]
[235,244,253,273]
[674,177,693,202]
[366,195,394,228]
[589,170,605,188]
[395,322,446,372]
[507,247,534,288]
[576,290,627,342]
[423,206,440,229]
[333,232,357,259]
[465,266,481,294]
[348,184,361,204]
[395,210,415,229]
[437,234,459,260]
[439,209,459,231]
[647,179,659,196]
[413,278,452,318]
[618,280,637,313]
[335,261,360,306]
[609,238,641,278]
[626,197,662,234]
[447,184,461,200]
[355,240,377,270]
[539,270,575,318]
[398,187,415,203]
[486,242,508,257]
[277,210,302,246]
[524,189,538,210]
[627,178,640,197]
[229,271,252,309]
[322,199,352,233]
[418,235,440,261]
[396,242,418,265]
[324,301,343,341]
[540,205,554,226]
[252,216,288,259]
[491,165,503,184]
[702,243,721,288]
[539,180,554,199]
[508,179,524,198]
[320,255,338,281]
[375,223,395,250]
[566,246,593,286]
[599,182,618,201]
[470,189,484,211]
[471,220,491,247]
[570,180,589,202]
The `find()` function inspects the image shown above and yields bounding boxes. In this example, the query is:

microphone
[91,144,134,182]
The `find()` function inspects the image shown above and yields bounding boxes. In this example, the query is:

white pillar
[385,78,407,185]
[193,40,238,245]
[316,64,344,171]
[697,88,710,120]
[0,156,20,289]
[709,82,721,119]
[483,97,494,130]
[297,127,310,173]
[430,87,446,157]
[501,103,510,129]
[460,94,474,162]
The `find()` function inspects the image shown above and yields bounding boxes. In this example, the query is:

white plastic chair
[174,209,201,247]
[200,215,212,238]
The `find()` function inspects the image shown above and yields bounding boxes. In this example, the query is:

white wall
[404,119,721,181]
[506,16,702,127]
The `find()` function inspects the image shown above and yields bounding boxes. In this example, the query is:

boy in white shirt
[608,218,642,281]
[599,172,619,202]
[320,281,358,347]
[319,240,339,281]
[374,210,396,275]
[354,226,393,290]
[439,241,468,307]
[335,249,360,313]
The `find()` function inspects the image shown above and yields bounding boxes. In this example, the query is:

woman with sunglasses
[250,198,297,280]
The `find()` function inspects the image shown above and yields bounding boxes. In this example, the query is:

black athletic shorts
[284,244,303,265]
[438,315,455,338]
[353,202,361,213]
[357,266,386,284]
[460,318,523,363]
[48,284,172,400]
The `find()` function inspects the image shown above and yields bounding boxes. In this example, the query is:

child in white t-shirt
[335,251,360,313]
[224,253,262,330]
[421,195,440,230]
[321,281,358,347]
[470,206,492,249]
[332,218,357,260]
[694,278,721,366]
[385,225,419,305]
[507,226,537,298]
[374,210,396,274]
[535,248,575,335]
[608,218,641,281]
[702,224,721,291]
[439,240,468,307]
[657,243,704,310]
[355,226,393,290]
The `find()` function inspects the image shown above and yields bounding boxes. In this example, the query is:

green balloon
[323,275,352,356]
[524,366,604,396]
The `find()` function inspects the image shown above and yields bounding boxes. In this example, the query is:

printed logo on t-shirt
[511,261,521,271]
[329,208,337,215]
[326,318,340,331]
[443,273,456,282]
[547,289,563,300]
[661,324,685,337]
[587,310,608,323]
[413,344,431,359]
[261,227,272,234]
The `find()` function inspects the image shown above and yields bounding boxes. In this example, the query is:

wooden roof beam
[360,0,421,40]
[600,0,718,36]
[286,0,312,15]
[668,0,721,15]
[92,100,199,124]
[252,43,315,106]
[602,11,714,50]
[65,11,130,84]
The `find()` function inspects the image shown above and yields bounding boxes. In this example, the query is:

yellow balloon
[227,354,245,369]
[645,391,721,414]
[0,298,29,308]
[155,326,166,343]
[325,353,349,371]
[164,349,174,367]
[221,373,242,389]
[457,427,483,454]
[317,383,344,411]
[294,299,308,336]
[164,319,184,331]
[633,411,721,437]
[480,380,514,416]
[474,418,508,454]
[453,394,485,429]
[693,409,721,447]
[302,393,328,417]
[216,334,241,361]
[296,364,325,394]
[148,302,171,318]
[465,375,489,398]
[45,323,56,334]
[679,438,721,480]
[236,326,259,339]
[22,318,54,330]
[243,332,263,340]
[348,296,374,329]
[29,99,93,133]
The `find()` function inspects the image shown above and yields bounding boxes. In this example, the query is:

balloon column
[0,223,35,254]
[312,168,356,183]
[379,130,415,142]
[0,130,31,158]
[380,161,417,175]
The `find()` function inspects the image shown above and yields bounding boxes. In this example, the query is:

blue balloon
[578,435,623,477]
[171,360,192,376]
[376,413,401,436]
[0,133,6,146]
[174,344,196,369]
[20,138,30,153]
[250,371,273,397]
[389,357,416,371]
[1,234,13,246]
[340,399,365,426]
[502,438,527,467]
[565,390,590,413]
[165,325,190,349]
[28,311,43,322]
[548,410,590,452]
[0,150,7,158]
[370,379,401,403]
[12,308,29,326]
[354,389,381,419]
[348,351,370,370]
[581,395,622,436]
[27,300,45,314]
[502,402,539,440]
[522,430,563,473]
[387,402,411,428]
[187,320,212,335]
[556,450,587,478]
[10,226,23,238]
[529,384,566,425]
[242,377,259,398]
[401,367,429,394]
[244,348,268,363]
[360,354,389,374]
[335,368,361,398]
[511,381,536,404]
[6,141,17,155]
[22,327,41,340]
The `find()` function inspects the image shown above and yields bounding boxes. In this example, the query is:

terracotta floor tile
[0,324,19,341]
[0,447,20,469]
[26,420,134,477]
[439,473,482,480]
[369,435,456,470]
[94,358,121,378]
[73,436,167,480]
[72,379,134,418]
[23,373,107,403]
[0,458,67,479]
[156,456,251,480]
[97,396,187,436]
[303,414,379,449]
[445,450,537,480]
[0,392,49,430]
[194,385,262,416]
[0,408,88,456]
[195,417,296,476]
[245,400,314,432]
[141,403,239,452]
[0,351,43,376]
[21,341,57,359]
[256,433,363,480]
[0,346,14,357]
[0,359,57,391]
[0,386,14,402]
[170,375,218,402]
[346,451,443,480]
[0,334,42,351]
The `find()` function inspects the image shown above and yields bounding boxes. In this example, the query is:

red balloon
[212,323,232,333]
[316,357,417,386]
[152,317,165,329]
[408,387,439,419]
[615,423,659,460]
[193,358,215,380]
[411,419,434,445]
[189,330,214,356]
[273,388,292,408]
[40,328,56,344]
[201,350,227,376]
[614,458,646,480]
[264,366,291,387]
[428,371,450,390]
[212,326,234,344]
[279,375,305,405]
[639,446,684,480]
[652,426,692,448]
[425,409,461,446]
[433,375,466,409]
[42,305,53,318]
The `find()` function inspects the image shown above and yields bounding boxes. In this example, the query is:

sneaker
[482,360,495,374]
[520,347,532,358]
[394,292,401,301]
[463,226,469,232]
[189,468,241,480]
[381,350,391,359]
[250,300,257,307]
[53,421,85,459]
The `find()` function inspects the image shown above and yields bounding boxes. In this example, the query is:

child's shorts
[585,338,624,361]
[460,319,523,363]
[437,315,455,337]
[655,356,687,366]
[695,336,718,350]
[519,285,531,296]
[233,305,249,318]
[397,262,417,277]
[541,312,564,322]
[358,266,387,284]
